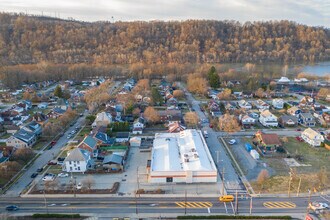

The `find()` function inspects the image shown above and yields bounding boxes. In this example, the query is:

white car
[228,139,237,145]
[309,202,329,210]
[42,174,55,182]
[76,183,82,190]
[67,135,72,139]
[58,173,69,178]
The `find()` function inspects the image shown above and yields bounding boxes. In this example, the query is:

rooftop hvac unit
[165,138,170,141]
[194,153,199,158]
[184,158,189,162]
[184,154,188,157]
[191,148,196,152]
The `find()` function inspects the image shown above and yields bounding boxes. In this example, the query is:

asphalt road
[2,113,87,197]
[1,195,328,218]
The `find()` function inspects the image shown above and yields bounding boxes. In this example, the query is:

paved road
[1,194,329,218]
[2,114,87,197]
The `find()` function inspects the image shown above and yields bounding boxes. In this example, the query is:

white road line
[208,207,211,213]
[223,202,228,213]
[230,202,235,214]
[320,195,330,202]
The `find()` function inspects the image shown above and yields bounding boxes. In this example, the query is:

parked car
[296,128,302,131]
[50,141,57,146]
[30,173,38,178]
[5,205,19,211]
[42,173,55,181]
[76,183,82,190]
[67,135,72,139]
[48,160,57,165]
[36,168,43,173]
[228,139,237,145]
[58,173,69,178]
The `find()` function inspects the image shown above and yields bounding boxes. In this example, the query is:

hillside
[0,13,329,65]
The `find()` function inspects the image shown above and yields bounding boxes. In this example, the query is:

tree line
[0,13,329,67]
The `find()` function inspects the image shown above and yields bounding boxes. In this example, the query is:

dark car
[57,157,65,162]
[36,168,43,172]
[31,173,38,178]
[6,205,19,211]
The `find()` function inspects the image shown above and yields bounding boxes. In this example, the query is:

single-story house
[102,153,124,171]
[255,131,282,151]
[115,132,130,143]
[278,115,298,127]
[168,121,186,133]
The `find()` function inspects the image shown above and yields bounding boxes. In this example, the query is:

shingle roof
[83,136,97,148]
[13,129,35,143]
[302,128,322,140]
[116,132,130,138]
[94,132,114,145]
[257,132,281,146]
[64,148,89,162]
[102,153,123,165]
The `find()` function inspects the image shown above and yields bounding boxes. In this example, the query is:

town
[0,64,329,219]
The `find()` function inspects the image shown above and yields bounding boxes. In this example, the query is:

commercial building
[149,129,217,183]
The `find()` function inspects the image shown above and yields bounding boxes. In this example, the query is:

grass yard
[33,140,48,151]
[0,133,11,139]
[77,126,92,137]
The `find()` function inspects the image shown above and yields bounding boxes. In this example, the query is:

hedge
[32,213,81,218]
[177,215,292,219]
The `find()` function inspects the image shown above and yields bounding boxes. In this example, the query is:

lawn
[33,140,48,151]
[0,133,11,139]
[76,126,92,137]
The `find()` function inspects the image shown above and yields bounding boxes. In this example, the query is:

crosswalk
[263,201,296,209]
[175,201,213,208]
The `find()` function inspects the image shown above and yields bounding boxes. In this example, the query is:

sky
[1,0,329,27]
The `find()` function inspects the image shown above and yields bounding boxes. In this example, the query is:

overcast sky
[1,0,329,27]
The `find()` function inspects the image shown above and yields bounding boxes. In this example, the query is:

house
[63,148,93,173]
[301,128,324,147]
[255,99,270,110]
[12,107,24,114]
[133,117,145,129]
[168,121,186,133]
[278,115,298,127]
[298,113,316,127]
[287,106,301,117]
[102,153,124,171]
[6,129,36,148]
[208,100,221,116]
[259,110,278,127]
[48,107,66,118]
[272,98,284,109]
[319,113,330,127]
[225,102,237,111]
[158,110,182,123]
[166,97,178,106]
[299,96,314,109]
[237,100,252,110]
[77,136,98,157]
[239,114,256,127]
[92,112,112,128]
[23,121,42,136]
[22,100,32,109]
[5,125,20,134]
[93,131,115,146]
[255,130,282,151]
[130,137,141,147]
[132,127,143,135]
[38,102,48,109]
[115,132,130,143]
[55,98,69,111]
[32,112,48,123]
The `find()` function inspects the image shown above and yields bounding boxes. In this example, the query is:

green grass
[77,127,92,137]
[33,140,48,151]
[100,145,128,151]
[0,133,11,139]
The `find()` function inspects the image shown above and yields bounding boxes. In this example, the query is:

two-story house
[278,115,298,127]
[259,110,278,127]
[132,117,145,135]
[63,148,93,173]
[298,113,316,127]
[237,100,252,110]
[239,114,256,127]
[255,99,270,110]
[272,98,284,109]
[77,136,98,157]
[301,128,324,147]
[92,111,112,128]
[23,121,42,137]
[6,129,36,148]
[287,106,301,117]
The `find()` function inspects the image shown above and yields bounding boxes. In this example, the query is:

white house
[133,117,145,129]
[240,114,256,126]
[38,102,48,109]
[255,99,270,110]
[92,111,112,127]
[301,128,324,147]
[278,77,290,83]
[272,98,284,109]
[63,148,92,173]
[237,100,252,110]
[259,110,278,127]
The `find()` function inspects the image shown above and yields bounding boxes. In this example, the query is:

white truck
[203,130,208,138]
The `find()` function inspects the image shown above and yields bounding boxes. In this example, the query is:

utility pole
[249,196,253,215]
[221,167,225,195]
[235,190,238,215]
[43,190,48,214]
[296,177,302,196]
[137,166,140,197]
[135,192,138,214]
[288,168,293,197]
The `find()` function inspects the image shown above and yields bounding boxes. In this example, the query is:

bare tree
[82,175,95,191]
[143,107,159,124]
[184,112,199,127]
[217,88,232,100]
[173,89,184,99]
[255,88,265,98]
[257,169,269,189]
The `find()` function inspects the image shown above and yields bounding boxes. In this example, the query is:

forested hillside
[0,13,329,65]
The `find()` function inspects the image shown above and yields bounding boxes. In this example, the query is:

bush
[32,213,80,218]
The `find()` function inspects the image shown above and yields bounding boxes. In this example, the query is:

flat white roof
[151,129,217,172]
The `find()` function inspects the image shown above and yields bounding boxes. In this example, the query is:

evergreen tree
[207,66,220,89]
[54,85,63,98]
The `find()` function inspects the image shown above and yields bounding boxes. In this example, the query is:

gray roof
[13,129,35,143]
[103,154,123,165]
[83,136,97,148]
[280,115,298,123]
[64,148,90,162]
[300,113,314,118]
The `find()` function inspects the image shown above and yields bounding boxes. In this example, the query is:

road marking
[175,202,213,209]
[208,207,211,213]
[230,202,235,214]
[320,195,330,202]
[223,202,228,213]
[263,202,296,209]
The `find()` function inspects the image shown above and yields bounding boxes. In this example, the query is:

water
[299,62,330,77]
